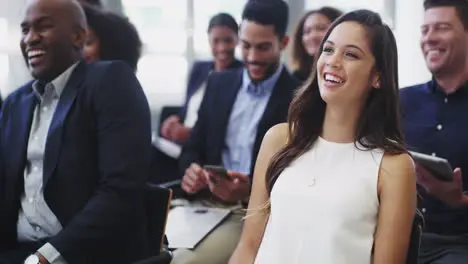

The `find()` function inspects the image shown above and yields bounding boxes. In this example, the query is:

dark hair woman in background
[230,9,416,264]
[79,0,102,7]
[289,6,342,82]
[82,4,142,72]
[160,12,243,143]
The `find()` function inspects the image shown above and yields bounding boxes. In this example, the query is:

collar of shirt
[429,77,468,97]
[32,62,79,100]
[242,64,283,96]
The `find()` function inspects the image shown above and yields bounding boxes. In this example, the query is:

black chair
[150,145,180,184]
[133,183,173,264]
[159,180,184,199]
[407,210,424,264]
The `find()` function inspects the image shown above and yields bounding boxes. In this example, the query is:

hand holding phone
[203,165,251,203]
[203,165,233,182]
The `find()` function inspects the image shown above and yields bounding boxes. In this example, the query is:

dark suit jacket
[179,59,243,121]
[179,66,300,177]
[0,61,152,263]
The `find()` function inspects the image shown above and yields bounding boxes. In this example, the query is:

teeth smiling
[28,50,46,58]
[324,73,344,83]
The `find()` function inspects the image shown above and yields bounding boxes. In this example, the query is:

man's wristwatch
[24,253,48,264]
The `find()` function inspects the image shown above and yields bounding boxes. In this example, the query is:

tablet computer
[409,151,453,181]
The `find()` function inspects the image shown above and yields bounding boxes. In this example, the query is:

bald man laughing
[0,0,151,263]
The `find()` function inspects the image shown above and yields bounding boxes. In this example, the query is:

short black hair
[241,0,289,38]
[83,5,142,71]
[424,0,468,28]
[208,13,239,34]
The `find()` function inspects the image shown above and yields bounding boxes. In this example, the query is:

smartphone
[203,165,233,182]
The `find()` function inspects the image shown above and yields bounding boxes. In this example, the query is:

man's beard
[247,60,280,84]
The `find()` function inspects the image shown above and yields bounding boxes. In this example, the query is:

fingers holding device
[204,165,233,182]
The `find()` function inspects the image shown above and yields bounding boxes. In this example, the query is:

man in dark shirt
[400,1,468,263]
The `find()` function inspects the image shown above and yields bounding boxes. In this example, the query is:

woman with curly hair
[82,4,142,72]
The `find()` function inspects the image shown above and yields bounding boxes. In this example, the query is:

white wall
[3,0,29,97]
[394,0,431,87]
[101,0,123,14]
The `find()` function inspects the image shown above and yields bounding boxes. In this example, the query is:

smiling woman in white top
[229,9,417,264]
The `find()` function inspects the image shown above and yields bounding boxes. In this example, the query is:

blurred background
[0,0,430,130]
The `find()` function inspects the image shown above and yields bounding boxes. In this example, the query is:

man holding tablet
[400,1,468,263]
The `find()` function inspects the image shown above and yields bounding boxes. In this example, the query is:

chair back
[145,183,173,255]
[407,210,424,264]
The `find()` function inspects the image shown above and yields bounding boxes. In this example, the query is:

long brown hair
[267,9,406,193]
[288,7,342,80]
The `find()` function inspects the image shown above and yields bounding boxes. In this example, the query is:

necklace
[308,177,317,187]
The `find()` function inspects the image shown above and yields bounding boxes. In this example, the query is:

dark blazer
[179,59,243,121]
[179,66,300,177]
[292,69,309,83]
[0,61,152,263]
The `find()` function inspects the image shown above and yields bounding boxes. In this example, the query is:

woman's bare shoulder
[379,152,416,192]
[262,123,289,152]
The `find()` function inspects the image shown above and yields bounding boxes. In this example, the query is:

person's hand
[205,170,251,203]
[24,252,49,264]
[181,163,208,194]
[160,115,179,140]
[416,163,467,207]
[36,252,49,264]
[168,122,191,143]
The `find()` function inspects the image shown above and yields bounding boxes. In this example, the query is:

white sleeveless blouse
[254,137,384,264]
